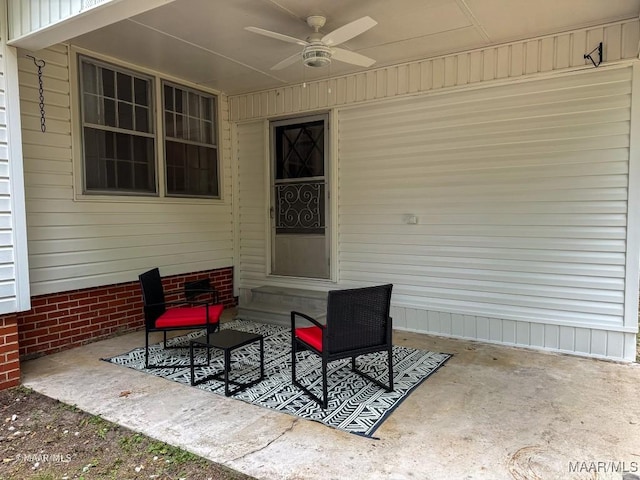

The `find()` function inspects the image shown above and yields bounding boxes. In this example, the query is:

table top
[191,329,262,349]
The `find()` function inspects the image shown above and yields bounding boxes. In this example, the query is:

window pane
[117,72,132,102]
[275,120,324,179]
[175,89,184,113]
[83,94,99,124]
[136,106,150,132]
[84,127,102,189]
[105,159,116,188]
[189,117,199,142]
[118,101,133,130]
[135,78,149,106]
[105,131,115,159]
[164,111,174,137]
[134,162,150,190]
[82,62,98,94]
[116,134,131,160]
[164,85,173,111]
[133,136,150,162]
[206,148,219,196]
[84,128,155,193]
[202,120,212,144]
[175,114,185,138]
[188,91,199,117]
[165,140,183,166]
[187,144,198,168]
[116,160,132,189]
[104,98,116,127]
[101,68,115,98]
[201,97,212,121]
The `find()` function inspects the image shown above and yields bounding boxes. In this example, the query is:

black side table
[189,329,264,396]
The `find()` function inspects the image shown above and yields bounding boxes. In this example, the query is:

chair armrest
[185,288,219,303]
[291,311,325,329]
[184,279,219,303]
[145,299,213,308]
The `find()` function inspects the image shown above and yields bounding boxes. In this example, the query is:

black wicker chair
[139,268,223,368]
[291,284,394,409]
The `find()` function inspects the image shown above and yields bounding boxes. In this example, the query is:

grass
[0,386,256,480]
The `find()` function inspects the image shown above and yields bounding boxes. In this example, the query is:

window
[79,56,156,194]
[272,118,326,235]
[78,56,220,199]
[163,83,219,197]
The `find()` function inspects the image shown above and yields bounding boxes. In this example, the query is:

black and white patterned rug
[103,319,451,438]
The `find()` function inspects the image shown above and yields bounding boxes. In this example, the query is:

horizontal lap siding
[337,66,632,331]
[230,20,639,122]
[20,45,234,295]
[236,122,267,288]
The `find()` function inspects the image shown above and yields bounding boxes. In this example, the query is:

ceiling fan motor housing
[303,43,332,67]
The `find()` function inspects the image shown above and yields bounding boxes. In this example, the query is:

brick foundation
[0,315,20,390]
[0,267,235,390]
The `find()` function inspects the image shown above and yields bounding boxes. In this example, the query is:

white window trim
[69,46,224,204]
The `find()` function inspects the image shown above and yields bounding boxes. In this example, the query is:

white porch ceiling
[68,0,640,95]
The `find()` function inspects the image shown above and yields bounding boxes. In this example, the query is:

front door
[270,114,329,279]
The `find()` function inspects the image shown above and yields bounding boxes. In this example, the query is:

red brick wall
[0,315,20,390]
[0,267,235,389]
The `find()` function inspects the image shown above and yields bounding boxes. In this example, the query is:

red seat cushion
[155,304,223,328]
[295,326,324,352]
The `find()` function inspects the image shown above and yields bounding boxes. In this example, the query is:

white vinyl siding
[230,19,640,122]
[0,9,30,313]
[19,45,233,295]
[337,66,632,333]
[233,64,638,360]
[235,121,268,290]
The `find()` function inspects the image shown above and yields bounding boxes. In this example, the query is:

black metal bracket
[584,42,603,68]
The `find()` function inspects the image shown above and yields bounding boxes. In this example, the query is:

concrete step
[238,286,328,327]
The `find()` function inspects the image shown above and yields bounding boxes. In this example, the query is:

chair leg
[387,346,394,391]
[291,338,328,409]
[291,337,297,385]
[321,360,328,409]
[352,349,394,393]
[145,331,150,368]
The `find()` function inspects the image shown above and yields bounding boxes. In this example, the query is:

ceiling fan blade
[271,52,302,70]
[321,16,377,46]
[245,26,308,46]
[332,48,376,67]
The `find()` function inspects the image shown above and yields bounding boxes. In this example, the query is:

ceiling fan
[245,15,377,70]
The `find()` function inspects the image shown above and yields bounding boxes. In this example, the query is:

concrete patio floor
[20,312,640,480]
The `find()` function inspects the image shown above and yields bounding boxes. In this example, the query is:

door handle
[270,206,275,219]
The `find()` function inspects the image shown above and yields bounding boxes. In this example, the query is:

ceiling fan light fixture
[302,44,332,67]
[246,15,377,70]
